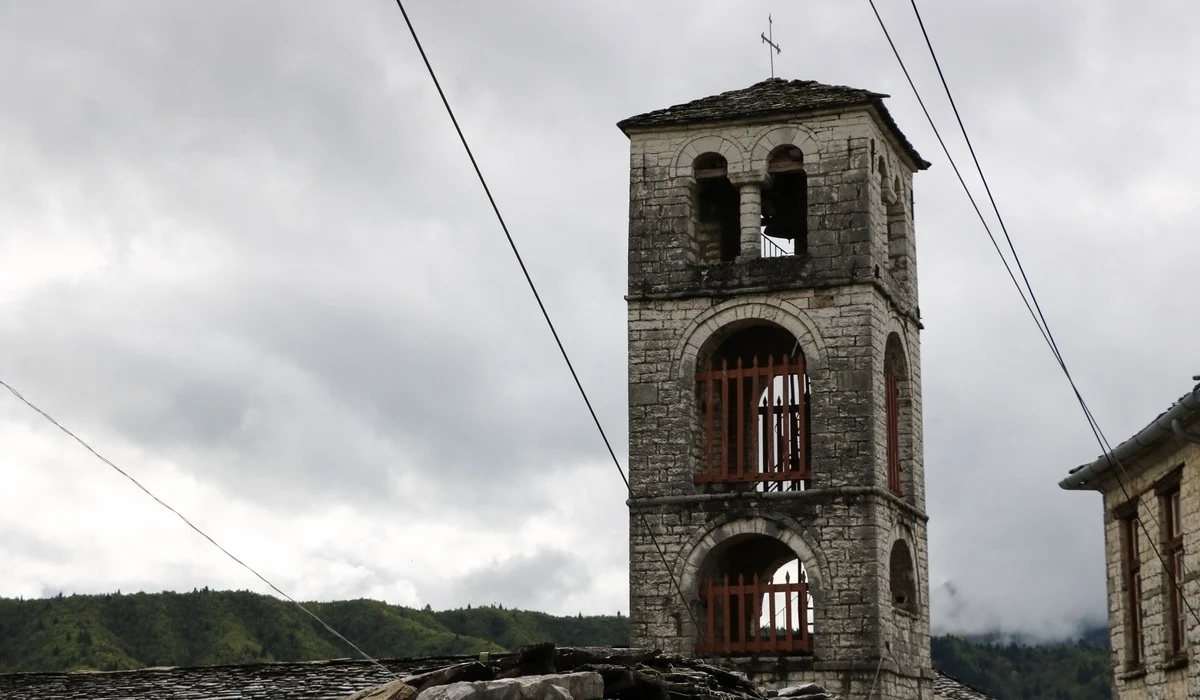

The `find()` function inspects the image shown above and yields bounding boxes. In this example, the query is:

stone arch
[673,135,747,178]
[888,539,917,611]
[879,316,913,364]
[673,298,828,382]
[887,523,921,612]
[883,330,911,387]
[880,317,908,354]
[689,152,741,263]
[750,125,819,177]
[878,156,894,201]
[675,513,829,606]
[883,329,915,501]
[760,142,810,255]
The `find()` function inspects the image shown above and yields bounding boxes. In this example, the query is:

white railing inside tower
[760,232,793,258]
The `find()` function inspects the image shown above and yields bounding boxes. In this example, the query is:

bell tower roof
[617,77,930,170]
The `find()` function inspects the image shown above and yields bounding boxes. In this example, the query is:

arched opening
[760,145,808,258]
[889,539,917,612]
[695,323,811,491]
[886,175,908,278]
[692,153,740,263]
[884,333,912,498]
[695,533,814,655]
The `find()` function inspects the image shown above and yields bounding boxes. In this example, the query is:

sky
[1,0,1198,645]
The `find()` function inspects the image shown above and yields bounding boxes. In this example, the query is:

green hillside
[932,634,1111,700]
[0,590,628,674]
[0,590,1108,699]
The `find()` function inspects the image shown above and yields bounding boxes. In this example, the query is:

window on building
[693,153,740,263]
[695,535,813,656]
[885,355,901,497]
[889,540,917,612]
[883,333,909,499]
[1116,503,1144,668]
[885,176,907,274]
[761,146,807,257]
[1161,477,1186,658]
[695,324,811,492]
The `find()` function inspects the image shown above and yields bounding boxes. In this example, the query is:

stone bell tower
[618,79,933,697]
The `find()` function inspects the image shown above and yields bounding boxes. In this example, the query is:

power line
[863,0,1052,356]
[867,0,1200,632]
[901,0,1200,631]
[386,0,708,646]
[0,379,401,682]
[902,0,1099,433]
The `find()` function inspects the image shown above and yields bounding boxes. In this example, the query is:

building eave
[615,78,930,170]
[1059,382,1200,491]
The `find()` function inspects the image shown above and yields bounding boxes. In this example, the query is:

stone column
[736,181,762,261]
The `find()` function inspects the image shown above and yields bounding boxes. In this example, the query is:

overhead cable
[868,0,1200,631]
[0,379,401,681]
[387,0,708,645]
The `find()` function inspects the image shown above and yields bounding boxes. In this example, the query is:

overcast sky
[1,0,1197,645]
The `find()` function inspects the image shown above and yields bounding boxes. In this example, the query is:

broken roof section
[617,78,930,170]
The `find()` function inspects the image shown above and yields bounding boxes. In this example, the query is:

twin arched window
[690,145,809,262]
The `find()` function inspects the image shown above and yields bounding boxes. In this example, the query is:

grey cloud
[1,0,1198,637]
[437,549,592,613]
[0,527,71,561]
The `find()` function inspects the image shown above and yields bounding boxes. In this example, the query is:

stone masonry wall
[624,106,931,698]
[625,110,920,321]
[1098,427,1200,699]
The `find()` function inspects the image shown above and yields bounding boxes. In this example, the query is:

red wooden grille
[695,571,812,655]
[885,364,902,495]
[696,354,810,488]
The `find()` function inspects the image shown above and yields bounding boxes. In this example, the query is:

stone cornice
[628,484,929,523]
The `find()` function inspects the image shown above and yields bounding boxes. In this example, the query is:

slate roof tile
[0,659,992,699]
[617,78,929,170]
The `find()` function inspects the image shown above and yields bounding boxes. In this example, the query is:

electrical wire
[387,0,708,647]
[905,0,1200,627]
[868,0,1200,633]
[864,0,1052,356]
[0,379,402,682]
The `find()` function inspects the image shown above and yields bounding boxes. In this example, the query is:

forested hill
[0,590,1109,699]
[0,590,623,673]
[933,634,1110,699]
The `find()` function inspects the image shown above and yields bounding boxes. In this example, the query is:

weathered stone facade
[1061,382,1200,698]
[619,79,934,697]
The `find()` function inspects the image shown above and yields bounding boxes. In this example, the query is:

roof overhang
[1059,382,1200,491]
[616,78,930,171]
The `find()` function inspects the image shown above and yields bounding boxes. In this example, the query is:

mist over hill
[931,580,1108,645]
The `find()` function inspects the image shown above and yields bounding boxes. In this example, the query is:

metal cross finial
[761,14,782,78]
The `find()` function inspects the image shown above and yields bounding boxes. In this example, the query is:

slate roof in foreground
[617,78,930,170]
[0,657,992,700]
[0,658,417,700]
[933,670,995,699]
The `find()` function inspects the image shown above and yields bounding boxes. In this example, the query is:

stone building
[1060,379,1200,698]
[618,78,935,697]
